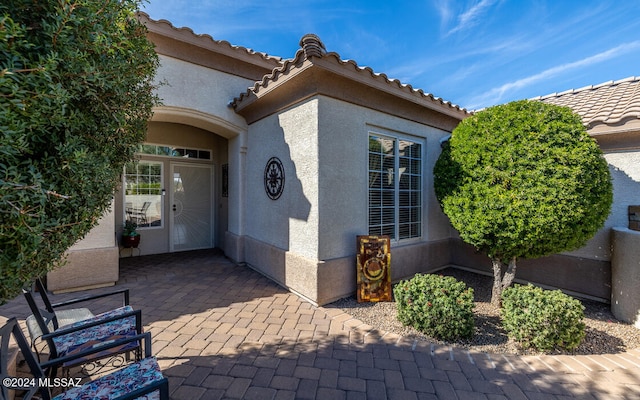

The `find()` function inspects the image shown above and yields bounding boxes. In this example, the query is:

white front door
[170,163,213,252]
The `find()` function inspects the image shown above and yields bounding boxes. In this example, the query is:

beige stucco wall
[69,201,116,251]
[243,95,454,261]
[153,55,252,248]
[605,150,640,229]
[563,150,640,262]
[48,201,119,292]
[146,121,229,153]
[244,98,317,257]
[317,96,454,260]
[611,227,640,327]
[154,55,250,131]
[241,95,457,304]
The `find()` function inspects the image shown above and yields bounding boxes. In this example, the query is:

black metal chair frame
[126,201,151,225]
[39,308,143,377]
[22,279,129,348]
[1,317,168,400]
[22,281,142,378]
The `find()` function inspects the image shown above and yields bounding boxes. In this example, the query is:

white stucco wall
[564,150,640,261]
[153,55,255,243]
[244,99,318,260]
[155,55,252,130]
[559,150,640,261]
[71,55,253,255]
[316,97,454,261]
[243,95,455,262]
[606,150,640,228]
[567,150,640,261]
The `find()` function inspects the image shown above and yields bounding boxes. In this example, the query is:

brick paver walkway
[2,249,639,399]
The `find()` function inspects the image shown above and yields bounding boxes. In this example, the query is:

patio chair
[22,279,130,351]
[22,281,142,377]
[38,308,143,378]
[129,201,151,225]
[0,317,168,400]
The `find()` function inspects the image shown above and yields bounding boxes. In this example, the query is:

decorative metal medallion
[356,235,392,302]
[264,157,285,200]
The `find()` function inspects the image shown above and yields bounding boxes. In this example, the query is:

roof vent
[299,34,326,59]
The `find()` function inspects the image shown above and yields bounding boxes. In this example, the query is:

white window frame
[123,160,164,230]
[368,131,423,242]
[136,143,213,161]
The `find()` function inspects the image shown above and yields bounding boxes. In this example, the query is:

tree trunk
[491,256,518,307]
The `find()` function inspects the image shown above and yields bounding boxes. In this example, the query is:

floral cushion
[52,306,137,357]
[64,306,134,330]
[53,357,164,400]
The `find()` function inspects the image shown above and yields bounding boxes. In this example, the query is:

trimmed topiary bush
[433,100,612,306]
[394,273,474,340]
[501,284,585,351]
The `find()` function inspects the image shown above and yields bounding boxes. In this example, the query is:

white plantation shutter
[368,134,422,240]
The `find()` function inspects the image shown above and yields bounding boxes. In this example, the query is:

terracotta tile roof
[231,34,469,118]
[534,77,640,128]
[138,12,283,68]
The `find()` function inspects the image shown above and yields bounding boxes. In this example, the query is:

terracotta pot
[122,235,140,248]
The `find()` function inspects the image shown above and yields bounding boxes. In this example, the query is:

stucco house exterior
[52,13,639,308]
[537,76,640,240]
[536,77,640,325]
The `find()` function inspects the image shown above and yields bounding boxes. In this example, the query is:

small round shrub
[393,273,474,341]
[501,284,585,352]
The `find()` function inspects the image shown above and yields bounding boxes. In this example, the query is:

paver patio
[1,249,639,399]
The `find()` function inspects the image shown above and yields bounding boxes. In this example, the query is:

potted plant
[122,220,140,248]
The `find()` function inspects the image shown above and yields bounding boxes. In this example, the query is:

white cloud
[465,40,640,109]
[381,34,533,91]
[446,0,501,36]
[432,0,453,29]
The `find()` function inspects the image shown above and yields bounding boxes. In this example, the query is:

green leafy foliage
[394,273,474,340]
[501,284,585,351]
[125,182,162,195]
[0,0,159,302]
[123,220,139,237]
[433,100,613,304]
[434,100,612,261]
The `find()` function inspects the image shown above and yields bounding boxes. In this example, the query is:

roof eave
[138,12,283,71]
[234,61,465,132]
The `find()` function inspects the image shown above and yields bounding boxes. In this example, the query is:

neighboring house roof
[534,77,640,133]
[231,34,469,129]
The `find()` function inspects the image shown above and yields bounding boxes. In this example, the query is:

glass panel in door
[170,163,213,251]
[123,161,163,228]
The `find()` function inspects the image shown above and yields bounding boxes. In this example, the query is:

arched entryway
[116,107,244,256]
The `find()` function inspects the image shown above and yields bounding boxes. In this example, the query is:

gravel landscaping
[328,267,640,355]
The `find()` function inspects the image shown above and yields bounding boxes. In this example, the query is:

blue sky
[141,0,640,111]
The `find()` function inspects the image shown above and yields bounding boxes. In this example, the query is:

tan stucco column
[224,131,247,263]
[47,200,119,293]
[611,227,640,328]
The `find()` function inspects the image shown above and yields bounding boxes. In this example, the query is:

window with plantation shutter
[368,133,422,241]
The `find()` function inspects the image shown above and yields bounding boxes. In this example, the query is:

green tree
[0,0,159,302]
[434,100,612,306]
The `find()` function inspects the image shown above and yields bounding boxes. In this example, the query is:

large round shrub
[434,100,612,305]
[501,284,585,351]
[394,274,474,340]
